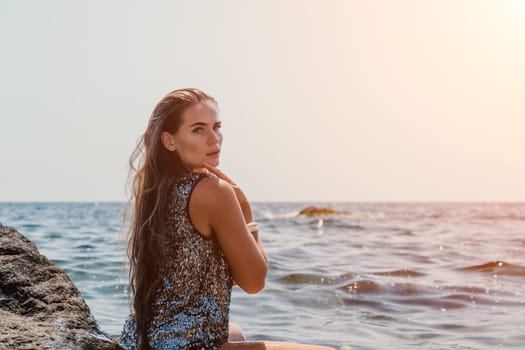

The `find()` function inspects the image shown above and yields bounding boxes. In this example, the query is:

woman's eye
[192,127,203,133]
[213,124,222,130]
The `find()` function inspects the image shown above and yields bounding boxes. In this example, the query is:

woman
[120,88,333,350]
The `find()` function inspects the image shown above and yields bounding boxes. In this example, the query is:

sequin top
[120,171,233,350]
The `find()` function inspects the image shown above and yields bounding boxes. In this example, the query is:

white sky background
[1,0,524,202]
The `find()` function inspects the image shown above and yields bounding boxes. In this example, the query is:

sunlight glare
[498,0,525,34]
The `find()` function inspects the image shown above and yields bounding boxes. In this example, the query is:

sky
[1,0,524,202]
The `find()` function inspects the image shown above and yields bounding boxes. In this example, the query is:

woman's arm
[239,200,267,267]
[202,163,268,266]
[194,174,267,294]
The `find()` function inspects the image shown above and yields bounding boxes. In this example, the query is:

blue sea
[1,202,525,349]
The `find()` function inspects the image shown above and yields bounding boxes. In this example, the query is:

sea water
[1,202,524,349]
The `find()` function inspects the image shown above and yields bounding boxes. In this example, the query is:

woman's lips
[206,150,220,157]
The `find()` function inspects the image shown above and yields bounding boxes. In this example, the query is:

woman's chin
[208,159,219,167]
[193,160,219,169]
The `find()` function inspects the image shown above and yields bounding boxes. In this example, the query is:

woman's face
[161,101,222,169]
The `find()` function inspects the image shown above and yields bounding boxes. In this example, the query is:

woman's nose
[208,130,220,144]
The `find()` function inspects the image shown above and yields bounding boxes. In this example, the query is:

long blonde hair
[127,88,218,349]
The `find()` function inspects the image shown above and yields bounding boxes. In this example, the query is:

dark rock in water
[298,206,347,216]
[0,224,121,350]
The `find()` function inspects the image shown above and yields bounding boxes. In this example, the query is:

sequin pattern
[120,172,233,350]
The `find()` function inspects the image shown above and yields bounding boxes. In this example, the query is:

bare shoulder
[188,174,238,237]
[191,174,236,208]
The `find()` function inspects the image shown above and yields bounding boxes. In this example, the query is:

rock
[298,206,348,216]
[0,224,122,350]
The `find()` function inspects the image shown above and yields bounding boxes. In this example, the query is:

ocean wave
[3,202,525,348]
[458,261,525,276]
[276,273,337,286]
[474,214,525,221]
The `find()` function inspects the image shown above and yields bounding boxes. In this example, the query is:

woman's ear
[160,131,177,151]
